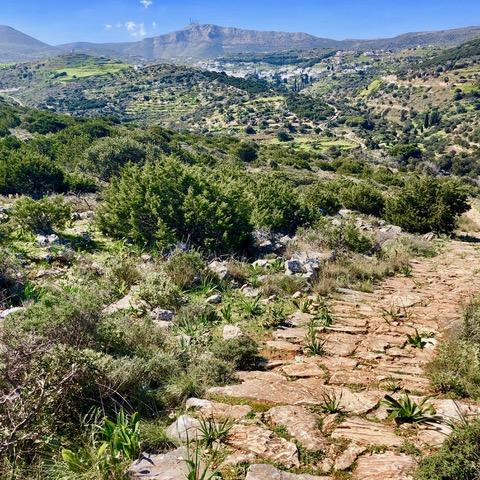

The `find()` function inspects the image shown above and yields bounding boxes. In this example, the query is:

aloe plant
[382,394,435,424]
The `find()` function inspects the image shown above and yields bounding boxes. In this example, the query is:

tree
[235,141,258,163]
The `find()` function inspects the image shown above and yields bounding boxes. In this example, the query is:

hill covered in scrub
[0,89,478,479]
[1,28,480,480]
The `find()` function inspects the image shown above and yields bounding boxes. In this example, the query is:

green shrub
[210,336,260,370]
[340,183,385,216]
[0,152,67,195]
[164,249,205,290]
[24,111,70,134]
[136,269,183,310]
[385,177,469,234]
[235,141,258,163]
[250,176,300,232]
[97,158,252,253]
[83,136,147,180]
[428,297,480,399]
[299,182,341,223]
[415,419,480,480]
[11,195,72,233]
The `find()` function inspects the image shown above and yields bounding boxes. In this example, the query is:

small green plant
[315,299,333,327]
[319,391,344,414]
[198,416,233,448]
[240,295,263,317]
[382,376,402,393]
[267,258,284,273]
[401,264,413,277]
[185,442,221,480]
[294,298,313,313]
[382,394,435,424]
[220,303,233,322]
[304,320,326,356]
[61,410,140,477]
[406,329,432,349]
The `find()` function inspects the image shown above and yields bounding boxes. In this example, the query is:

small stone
[285,259,303,275]
[253,259,269,268]
[334,445,366,471]
[150,308,174,322]
[292,291,303,299]
[0,307,25,320]
[223,324,243,340]
[165,415,202,444]
[206,294,222,304]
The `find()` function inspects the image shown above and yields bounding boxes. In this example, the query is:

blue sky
[2,0,480,45]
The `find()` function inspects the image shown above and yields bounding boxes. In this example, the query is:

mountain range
[1,23,480,62]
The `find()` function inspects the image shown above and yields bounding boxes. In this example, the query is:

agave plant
[405,329,433,349]
[319,391,344,414]
[198,416,233,448]
[382,394,435,424]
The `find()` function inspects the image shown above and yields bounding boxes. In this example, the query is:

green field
[359,78,383,97]
[55,62,129,81]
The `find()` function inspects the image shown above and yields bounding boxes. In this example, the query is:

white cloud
[140,0,153,8]
[125,20,137,32]
[124,21,147,38]
[105,24,113,30]
[152,21,157,29]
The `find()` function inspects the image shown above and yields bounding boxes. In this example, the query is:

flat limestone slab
[266,405,327,452]
[226,424,299,468]
[331,417,403,447]
[209,378,382,414]
[352,452,415,480]
[185,398,252,420]
[246,464,331,480]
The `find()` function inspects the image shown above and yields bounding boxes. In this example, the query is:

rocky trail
[130,235,480,479]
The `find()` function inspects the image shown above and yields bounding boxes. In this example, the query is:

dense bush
[83,136,147,180]
[385,177,469,234]
[299,182,341,223]
[235,141,258,163]
[11,196,72,233]
[415,419,480,480]
[428,297,480,399]
[0,152,67,195]
[97,158,252,253]
[250,175,301,232]
[24,111,71,134]
[340,183,385,216]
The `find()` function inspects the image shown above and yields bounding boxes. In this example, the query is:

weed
[304,319,326,356]
[319,391,344,414]
[240,295,263,317]
[198,417,233,448]
[406,329,432,349]
[382,394,435,424]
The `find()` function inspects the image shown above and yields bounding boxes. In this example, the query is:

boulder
[165,415,202,444]
[334,445,366,471]
[186,398,251,420]
[226,424,299,468]
[223,325,243,340]
[285,259,303,275]
[352,453,415,480]
[265,405,328,452]
[208,260,229,280]
[103,294,134,315]
[128,448,190,479]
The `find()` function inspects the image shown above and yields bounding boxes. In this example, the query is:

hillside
[0,25,57,62]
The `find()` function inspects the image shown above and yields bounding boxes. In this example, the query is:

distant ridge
[2,23,480,62]
[0,25,57,62]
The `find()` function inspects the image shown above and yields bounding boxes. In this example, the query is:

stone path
[131,236,480,479]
